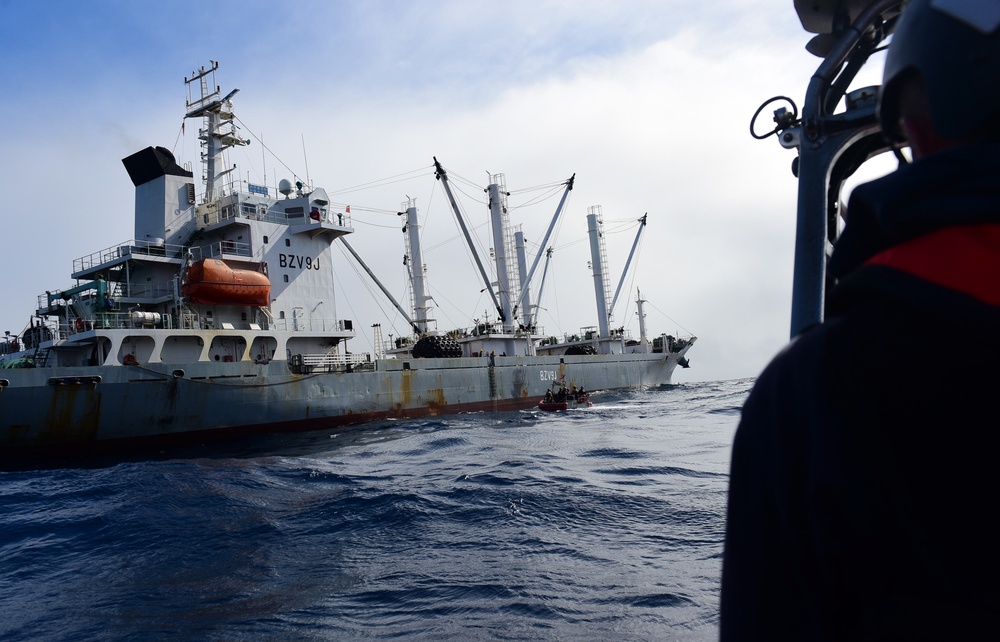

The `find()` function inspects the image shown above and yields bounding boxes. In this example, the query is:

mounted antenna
[183,62,248,203]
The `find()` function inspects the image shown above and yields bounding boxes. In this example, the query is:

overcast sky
[0,0,893,382]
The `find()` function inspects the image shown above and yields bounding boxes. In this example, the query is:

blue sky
[0,1,891,382]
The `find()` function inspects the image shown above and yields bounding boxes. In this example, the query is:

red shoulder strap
[865,223,1000,306]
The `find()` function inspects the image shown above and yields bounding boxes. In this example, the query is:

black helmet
[878,0,1000,143]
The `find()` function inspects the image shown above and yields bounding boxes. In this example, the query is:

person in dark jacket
[721,0,1000,638]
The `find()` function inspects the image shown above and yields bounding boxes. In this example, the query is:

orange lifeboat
[182,259,271,306]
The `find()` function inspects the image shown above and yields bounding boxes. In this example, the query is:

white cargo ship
[0,62,694,459]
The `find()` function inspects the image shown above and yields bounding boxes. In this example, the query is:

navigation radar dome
[278,179,293,197]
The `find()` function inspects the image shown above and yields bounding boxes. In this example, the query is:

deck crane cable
[235,113,434,195]
[643,298,695,337]
[436,170,492,259]
[421,220,491,254]
[444,168,486,194]
[507,179,571,195]
[233,114,304,182]
[437,176,493,273]
[507,182,567,210]
[329,165,435,193]
[332,241,410,341]
[509,188,563,211]
[351,220,403,229]
[619,224,646,324]
[329,167,436,197]
[171,121,184,157]
[425,281,485,332]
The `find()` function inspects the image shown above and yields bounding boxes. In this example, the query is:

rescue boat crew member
[721,1,1000,638]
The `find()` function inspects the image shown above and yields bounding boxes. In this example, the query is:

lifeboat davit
[182,259,270,306]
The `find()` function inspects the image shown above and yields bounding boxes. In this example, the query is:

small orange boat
[183,259,270,306]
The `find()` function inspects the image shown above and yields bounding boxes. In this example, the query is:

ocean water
[0,378,751,641]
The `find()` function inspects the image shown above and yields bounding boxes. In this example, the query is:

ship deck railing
[0,341,21,356]
[291,352,371,373]
[54,311,177,339]
[300,353,370,367]
[73,239,193,272]
[37,282,176,317]
[118,282,175,300]
[651,333,695,353]
[271,318,353,333]
[202,202,353,229]
[202,239,252,259]
[439,323,547,342]
[51,314,354,334]
[539,329,635,346]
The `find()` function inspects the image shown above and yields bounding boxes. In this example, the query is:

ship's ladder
[259,306,275,330]
[405,258,417,324]
[488,360,497,400]
[595,208,613,324]
[34,347,51,368]
[372,323,385,360]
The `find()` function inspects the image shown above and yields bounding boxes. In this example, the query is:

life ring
[75,318,85,332]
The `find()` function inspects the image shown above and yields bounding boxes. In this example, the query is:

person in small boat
[543,389,553,403]
[721,1,1000,638]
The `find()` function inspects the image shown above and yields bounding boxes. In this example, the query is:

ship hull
[0,352,683,458]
